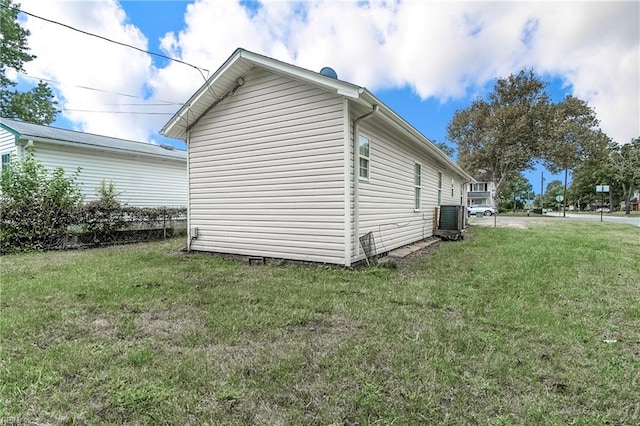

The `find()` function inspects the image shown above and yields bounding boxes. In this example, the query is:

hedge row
[0,150,186,254]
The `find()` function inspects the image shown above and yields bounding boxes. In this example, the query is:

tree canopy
[610,137,640,214]
[0,0,57,124]
[447,69,550,203]
[447,69,620,215]
[499,173,534,211]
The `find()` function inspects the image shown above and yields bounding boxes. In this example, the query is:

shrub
[75,180,126,243]
[0,149,82,253]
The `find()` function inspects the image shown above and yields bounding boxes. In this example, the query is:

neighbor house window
[414,163,422,210]
[437,171,442,205]
[471,183,488,192]
[1,153,11,171]
[359,134,370,180]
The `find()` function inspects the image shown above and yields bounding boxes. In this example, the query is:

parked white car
[467,204,497,216]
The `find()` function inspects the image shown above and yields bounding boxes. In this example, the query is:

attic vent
[160,143,175,150]
[320,67,338,79]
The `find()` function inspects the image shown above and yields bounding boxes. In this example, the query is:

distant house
[0,118,187,207]
[619,190,640,212]
[467,181,495,206]
[161,48,473,266]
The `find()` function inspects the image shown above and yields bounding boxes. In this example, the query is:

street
[468,213,640,228]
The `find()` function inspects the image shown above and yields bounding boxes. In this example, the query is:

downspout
[352,104,379,259]
[186,131,193,252]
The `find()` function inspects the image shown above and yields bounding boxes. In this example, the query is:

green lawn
[1,222,639,424]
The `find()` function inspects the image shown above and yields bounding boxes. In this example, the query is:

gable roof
[0,117,186,160]
[161,48,472,181]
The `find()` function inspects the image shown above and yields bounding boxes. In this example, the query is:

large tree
[542,96,602,216]
[499,173,534,212]
[610,137,640,214]
[543,179,564,210]
[565,133,613,210]
[447,69,550,207]
[0,0,57,124]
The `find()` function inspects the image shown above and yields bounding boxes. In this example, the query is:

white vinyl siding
[188,68,345,264]
[350,103,467,261]
[0,128,16,159]
[33,142,186,207]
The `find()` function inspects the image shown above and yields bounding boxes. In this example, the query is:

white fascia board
[239,50,363,99]
[161,49,245,139]
[359,90,474,182]
[161,48,365,140]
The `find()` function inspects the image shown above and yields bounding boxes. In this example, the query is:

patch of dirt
[71,304,205,343]
[468,216,555,229]
[135,308,204,340]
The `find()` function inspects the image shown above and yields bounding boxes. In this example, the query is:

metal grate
[359,231,377,266]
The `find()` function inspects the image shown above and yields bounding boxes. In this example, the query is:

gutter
[359,91,473,182]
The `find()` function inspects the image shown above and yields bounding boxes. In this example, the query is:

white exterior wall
[188,68,346,264]
[0,128,17,157]
[33,142,186,207]
[351,106,468,261]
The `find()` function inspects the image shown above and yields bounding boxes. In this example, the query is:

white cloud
[20,0,156,142]
[16,0,639,145]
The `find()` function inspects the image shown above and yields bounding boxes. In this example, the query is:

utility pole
[563,169,568,218]
[540,172,545,209]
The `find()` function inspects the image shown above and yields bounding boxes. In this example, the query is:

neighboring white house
[467,181,496,206]
[161,48,473,266]
[0,118,187,207]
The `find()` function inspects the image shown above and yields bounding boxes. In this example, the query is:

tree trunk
[609,191,614,212]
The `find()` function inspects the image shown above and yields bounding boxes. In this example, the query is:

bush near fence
[1,203,186,254]
[0,150,186,254]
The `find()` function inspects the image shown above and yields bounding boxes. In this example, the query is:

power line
[18,73,184,105]
[63,109,174,115]
[64,102,178,107]
[2,2,209,75]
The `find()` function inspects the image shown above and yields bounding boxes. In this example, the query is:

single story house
[0,118,187,208]
[161,48,473,266]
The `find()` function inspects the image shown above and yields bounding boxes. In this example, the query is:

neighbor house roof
[161,48,473,181]
[0,117,186,160]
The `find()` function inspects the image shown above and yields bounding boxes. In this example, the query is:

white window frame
[451,178,455,197]
[437,171,442,206]
[414,162,422,211]
[471,183,488,192]
[1,153,11,171]
[358,134,370,181]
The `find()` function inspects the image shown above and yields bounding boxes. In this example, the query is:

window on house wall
[414,163,422,210]
[358,134,370,180]
[471,183,488,192]
[437,171,442,205]
[1,153,11,171]
[451,178,454,197]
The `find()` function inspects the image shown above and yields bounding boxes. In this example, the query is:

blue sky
[13,1,640,196]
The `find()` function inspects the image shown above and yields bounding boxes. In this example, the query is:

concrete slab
[378,238,440,263]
